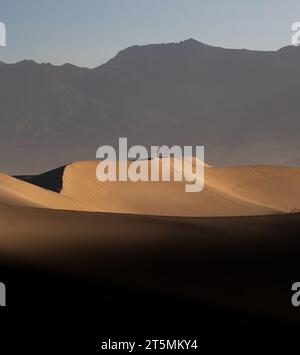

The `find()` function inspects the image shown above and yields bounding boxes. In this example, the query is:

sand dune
[0,202,299,323]
[2,159,300,216]
[0,172,98,211]
[205,165,300,213]
[0,160,300,324]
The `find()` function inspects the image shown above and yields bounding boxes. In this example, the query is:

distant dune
[1,159,300,216]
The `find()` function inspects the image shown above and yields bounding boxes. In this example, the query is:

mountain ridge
[2,38,299,68]
[1,39,300,174]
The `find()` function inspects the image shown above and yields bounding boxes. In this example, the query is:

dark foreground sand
[0,205,299,335]
[1,160,300,350]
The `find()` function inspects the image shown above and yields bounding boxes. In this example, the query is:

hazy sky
[0,0,299,67]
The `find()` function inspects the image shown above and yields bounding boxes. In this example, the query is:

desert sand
[0,159,299,327]
[1,158,300,216]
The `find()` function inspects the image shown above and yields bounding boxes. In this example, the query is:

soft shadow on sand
[0,160,299,340]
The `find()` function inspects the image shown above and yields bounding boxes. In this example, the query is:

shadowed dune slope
[15,165,66,192]
[0,203,299,323]
[1,159,300,216]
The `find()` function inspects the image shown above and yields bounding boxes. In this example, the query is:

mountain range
[1,38,300,174]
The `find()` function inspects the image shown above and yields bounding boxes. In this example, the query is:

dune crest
[1,159,300,217]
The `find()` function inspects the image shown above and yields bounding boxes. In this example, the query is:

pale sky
[0,0,300,68]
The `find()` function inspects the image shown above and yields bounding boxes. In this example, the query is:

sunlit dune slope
[0,172,99,211]
[1,159,300,216]
[205,165,300,213]
[61,159,275,216]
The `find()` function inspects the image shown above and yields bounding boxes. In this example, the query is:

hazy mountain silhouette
[1,39,300,174]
